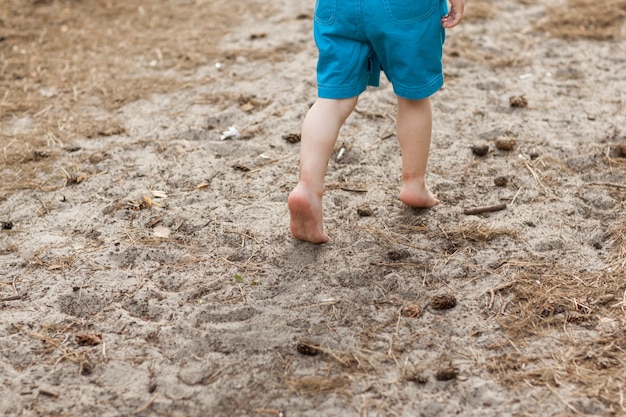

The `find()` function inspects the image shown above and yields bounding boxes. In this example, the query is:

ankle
[402,174,426,187]
[294,179,324,198]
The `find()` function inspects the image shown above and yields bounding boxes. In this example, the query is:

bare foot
[288,184,329,244]
[399,181,440,208]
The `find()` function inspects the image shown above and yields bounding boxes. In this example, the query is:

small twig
[31,300,47,312]
[0,295,22,302]
[237,284,248,304]
[59,166,71,179]
[388,312,402,359]
[340,186,367,193]
[371,261,425,268]
[38,388,59,398]
[134,394,158,415]
[510,186,523,205]
[35,195,49,215]
[12,275,18,294]
[463,203,507,215]
[293,300,340,309]
[34,105,52,118]
[524,160,550,194]
[487,289,496,310]
[487,282,515,310]
[588,181,626,190]
[499,300,510,315]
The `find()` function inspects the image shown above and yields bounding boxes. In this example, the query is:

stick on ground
[463,203,507,215]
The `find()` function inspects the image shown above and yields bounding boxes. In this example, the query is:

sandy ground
[1,0,626,416]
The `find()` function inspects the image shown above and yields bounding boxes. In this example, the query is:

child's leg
[289,97,358,243]
[396,96,440,208]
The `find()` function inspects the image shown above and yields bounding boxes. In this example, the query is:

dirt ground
[1,0,625,416]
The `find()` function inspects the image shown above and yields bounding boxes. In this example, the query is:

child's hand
[441,0,465,28]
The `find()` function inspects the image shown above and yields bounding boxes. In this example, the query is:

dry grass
[0,0,272,194]
[608,222,626,270]
[28,321,100,376]
[438,221,518,243]
[494,254,626,410]
[463,0,498,22]
[539,0,626,40]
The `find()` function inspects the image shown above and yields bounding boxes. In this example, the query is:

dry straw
[496,256,626,411]
[1,0,247,193]
[539,0,626,40]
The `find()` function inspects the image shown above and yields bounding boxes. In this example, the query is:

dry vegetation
[1,0,625,415]
[538,0,626,40]
[1,0,266,192]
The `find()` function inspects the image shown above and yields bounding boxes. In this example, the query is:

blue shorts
[314,0,448,100]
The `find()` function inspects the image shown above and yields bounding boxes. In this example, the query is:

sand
[1,0,625,416]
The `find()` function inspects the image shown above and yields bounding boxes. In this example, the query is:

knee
[335,97,358,119]
[397,96,431,114]
[322,97,358,118]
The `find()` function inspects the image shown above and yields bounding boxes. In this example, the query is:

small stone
[493,176,508,187]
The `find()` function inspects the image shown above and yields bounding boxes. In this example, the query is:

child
[289,0,465,243]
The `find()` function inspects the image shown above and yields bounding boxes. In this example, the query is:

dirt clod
[493,176,508,187]
[435,367,459,381]
[471,144,490,157]
[296,341,321,356]
[387,248,411,261]
[509,95,528,108]
[282,133,301,143]
[356,204,374,217]
[76,333,103,346]
[66,175,87,186]
[232,164,251,172]
[98,123,126,137]
[430,294,458,310]
[406,372,428,384]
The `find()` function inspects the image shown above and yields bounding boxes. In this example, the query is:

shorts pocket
[314,0,337,25]
[383,0,437,25]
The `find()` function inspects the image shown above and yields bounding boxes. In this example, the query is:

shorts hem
[318,83,367,99]
[392,75,444,100]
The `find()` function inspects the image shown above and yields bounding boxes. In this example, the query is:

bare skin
[441,0,465,29]
[288,98,358,244]
[397,97,440,208]
[289,0,464,243]
[289,96,437,243]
